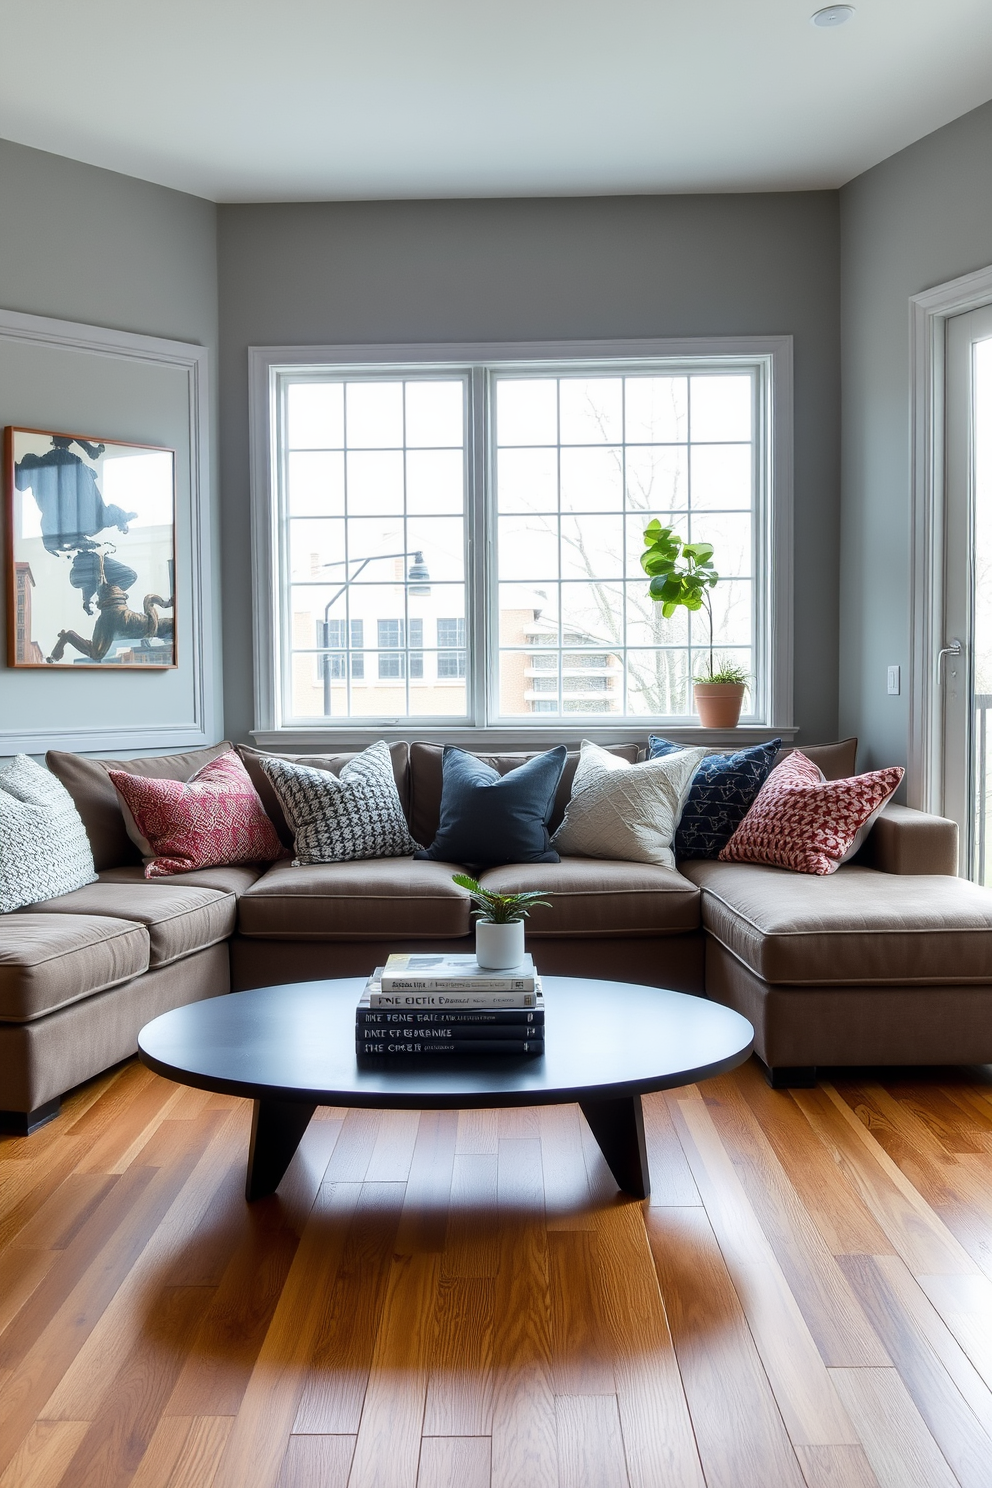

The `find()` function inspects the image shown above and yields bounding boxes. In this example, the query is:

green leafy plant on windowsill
[640,521,751,724]
[451,874,552,923]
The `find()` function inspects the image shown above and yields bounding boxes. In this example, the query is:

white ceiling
[1,0,991,202]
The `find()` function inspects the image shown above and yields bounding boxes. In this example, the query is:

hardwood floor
[3,1056,992,1487]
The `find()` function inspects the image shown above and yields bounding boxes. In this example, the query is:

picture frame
[5,427,177,669]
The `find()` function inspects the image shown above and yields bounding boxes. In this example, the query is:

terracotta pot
[693,682,746,729]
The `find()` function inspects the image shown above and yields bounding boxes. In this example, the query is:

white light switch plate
[887,665,900,695]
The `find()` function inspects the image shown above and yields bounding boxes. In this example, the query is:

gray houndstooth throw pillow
[0,755,98,912]
[259,740,419,864]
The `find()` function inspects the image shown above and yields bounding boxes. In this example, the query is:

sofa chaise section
[680,805,992,1083]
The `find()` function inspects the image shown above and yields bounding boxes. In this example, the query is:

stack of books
[356,952,545,1059]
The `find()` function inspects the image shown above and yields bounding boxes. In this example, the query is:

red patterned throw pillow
[718,751,904,875]
[109,751,285,878]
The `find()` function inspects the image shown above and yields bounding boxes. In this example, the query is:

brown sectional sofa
[1,735,989,1132]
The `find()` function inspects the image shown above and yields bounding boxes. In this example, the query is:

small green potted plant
[640,521,749,727]
[452,874,552,969]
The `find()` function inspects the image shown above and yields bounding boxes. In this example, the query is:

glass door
[942,305,992,881]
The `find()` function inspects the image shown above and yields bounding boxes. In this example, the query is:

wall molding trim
[0,306,216,756]
[909,263,992,814]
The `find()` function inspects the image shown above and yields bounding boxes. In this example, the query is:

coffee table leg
[246,1098,317,1201]
[578,1094,650,1199]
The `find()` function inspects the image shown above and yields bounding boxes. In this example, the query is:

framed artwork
[5,427,176,669]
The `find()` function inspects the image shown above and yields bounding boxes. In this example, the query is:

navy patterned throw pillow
[648,736,782,859]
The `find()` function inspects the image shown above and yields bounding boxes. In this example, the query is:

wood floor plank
[836,1082,992,1277]
[292,1181,406,1434]
[899,1082,992,1155]
[555,1395,629,1488]
[490,1137,557,1488]
[276,1434,355,1488]
[162,1415,233,1488]
[127,1416,200,1488]
[829,1367,960,1488]
[11,1172,119,1253]
[793,1088,977,1275]
[321,1108,382,1184]
[39,1112,245,1421]
[916,1271,992,1394]
[394,1111,458,1256]
[441,1154,499,1279]
[417,1436,490,1488]
[702,1076,890,1367]
[47,1285,210,1488]
[0,1137,96,1253]
[548,1231,615,1395]
[0,1246,58,1340]
[0,1115,225,1475]
[734,1065,895,1258]
[64,1059,159,1138]
[0,1419,89,1488]
[673,1097,860,1447]
[838,1253,992,1488]
[647,1205,807,1488]
[422,1278,495,1436]
[794,1443,884,1488]
[163,1180,303,1417]
[455,1108,498,1156]
[347,1252,441,1488]
[365,1110,421,1182]
[642,1091,702,1207]
[209,1182,364,1488]
[538,1105,595,1229]
[594,1200,705,1488]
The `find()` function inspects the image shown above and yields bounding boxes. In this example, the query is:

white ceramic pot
[475,918,526,970]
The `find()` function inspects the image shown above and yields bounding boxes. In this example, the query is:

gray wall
[840,100,992,772]
[0,137,219,756]
[218,192,841,745]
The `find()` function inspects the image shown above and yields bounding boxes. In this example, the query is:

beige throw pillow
[552,740,707,869]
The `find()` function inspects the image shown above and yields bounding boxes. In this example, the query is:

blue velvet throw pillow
[415,745,568,867]
[648,735,782,859]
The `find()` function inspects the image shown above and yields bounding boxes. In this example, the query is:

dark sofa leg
[0,1097,62,1134]
[759,1061,817,1090]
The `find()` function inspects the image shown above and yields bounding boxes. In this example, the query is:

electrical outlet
[887,665,900,696]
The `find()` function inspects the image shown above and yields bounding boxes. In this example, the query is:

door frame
[909,264,992,840]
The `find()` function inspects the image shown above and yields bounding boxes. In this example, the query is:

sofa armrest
[861,802,959,876]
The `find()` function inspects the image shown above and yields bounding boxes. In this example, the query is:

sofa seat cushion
[682,860,992,985]
[99,864,263,897]
[0,913,150,1022]
[238,857,472,941]
[478,858,700,937]
[22,882,235,969]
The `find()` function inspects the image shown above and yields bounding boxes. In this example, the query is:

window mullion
[474,365,493,728]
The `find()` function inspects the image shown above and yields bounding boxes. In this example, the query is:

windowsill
[251,722,800,751]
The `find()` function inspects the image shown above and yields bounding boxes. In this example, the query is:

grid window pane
[494,370,755,719]
[278,361,764,727]
[281,376,466,721]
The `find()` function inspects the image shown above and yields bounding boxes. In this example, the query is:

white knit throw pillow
[552,740,707,869]
[0,755,98,912]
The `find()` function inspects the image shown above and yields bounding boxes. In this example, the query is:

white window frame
[249,337,795,749]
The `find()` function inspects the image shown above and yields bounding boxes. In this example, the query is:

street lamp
[321,549,431,715]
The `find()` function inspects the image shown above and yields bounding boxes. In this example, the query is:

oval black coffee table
[138,976,753,1202]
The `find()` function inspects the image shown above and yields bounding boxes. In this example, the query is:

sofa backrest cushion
[775,738,857,781]
[46,742,233,871]
[408,742,639,847]
[237,742,411,848]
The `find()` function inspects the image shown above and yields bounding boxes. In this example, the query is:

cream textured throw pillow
[552,740,707,869]
[0,755,98,912]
